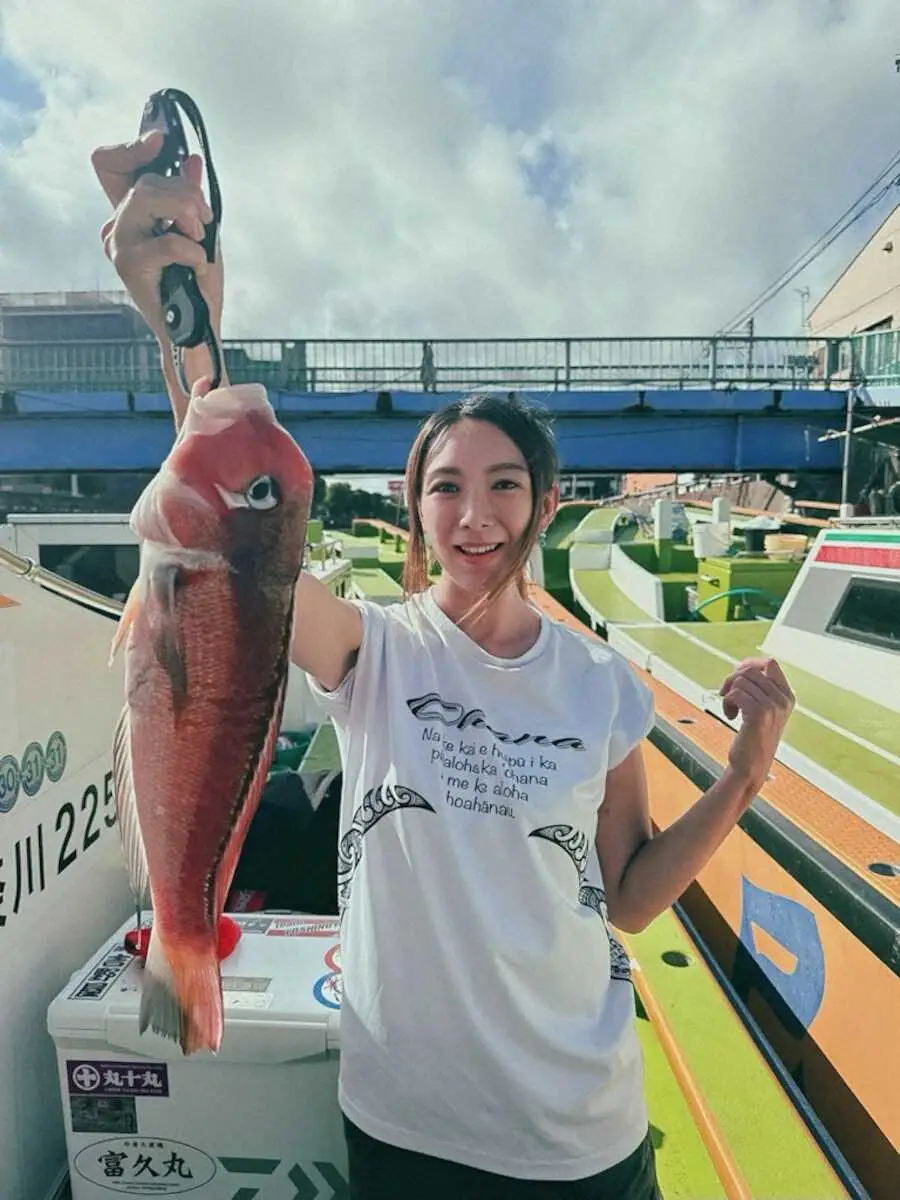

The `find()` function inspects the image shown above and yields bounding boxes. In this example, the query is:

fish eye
[245,475,281,510]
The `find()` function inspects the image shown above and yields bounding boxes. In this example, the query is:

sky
[1,0,899,343]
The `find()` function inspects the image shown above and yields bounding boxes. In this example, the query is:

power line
[719,162,900,334]
[717,148,900,335]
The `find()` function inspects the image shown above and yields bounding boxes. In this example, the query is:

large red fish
[111,382,313,1054]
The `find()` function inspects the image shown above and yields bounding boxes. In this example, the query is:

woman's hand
[91,130,224,343]
[720,657,795,790]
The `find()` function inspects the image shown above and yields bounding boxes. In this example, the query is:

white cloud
[0,0,897,343]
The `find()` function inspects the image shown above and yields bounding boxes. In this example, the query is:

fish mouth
[182,383,275,439]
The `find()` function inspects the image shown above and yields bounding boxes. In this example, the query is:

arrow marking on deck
[288,1163,318,1200]
[314,1161,350,1198]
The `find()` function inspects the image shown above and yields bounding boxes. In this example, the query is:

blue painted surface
[738,876,826,1032]
[13,391,130,415]
[4,387,850,417]
[133,392,172,414]
[0,389,847,473]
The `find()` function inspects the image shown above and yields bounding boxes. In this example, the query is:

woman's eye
[494,478,521,490]
[429,481,458,493]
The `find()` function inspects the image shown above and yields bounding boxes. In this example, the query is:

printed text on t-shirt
[406,691,585,750]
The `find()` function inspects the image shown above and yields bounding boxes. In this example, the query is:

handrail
[793,499,841,512]
[0,333,850,393]
[683,498,830,529]
[0,545,124,617]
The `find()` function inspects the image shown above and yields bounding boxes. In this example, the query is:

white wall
[569,542,612,571]
[609,545,664,620]
[762,622,899,712]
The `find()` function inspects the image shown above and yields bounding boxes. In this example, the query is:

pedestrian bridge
[1,333,896,474]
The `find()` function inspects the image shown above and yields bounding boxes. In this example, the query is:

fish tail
[140,933,224,1055]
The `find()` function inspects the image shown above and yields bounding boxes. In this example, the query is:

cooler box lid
[47,912,342,1063]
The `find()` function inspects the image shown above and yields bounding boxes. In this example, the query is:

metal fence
[844,329,900,387]
[0,333,863,395]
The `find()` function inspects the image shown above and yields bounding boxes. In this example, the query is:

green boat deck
[631,908,846,1198]
[611,617,900,818]
[298,719,340,774]
[571,565,651,625]
[544,503,606,548]
[333,531,405,561]
[351,566,404,600]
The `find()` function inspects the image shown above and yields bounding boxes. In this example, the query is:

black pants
[344,1118,663,1200]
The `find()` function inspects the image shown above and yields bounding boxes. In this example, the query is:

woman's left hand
[719,657,795,789]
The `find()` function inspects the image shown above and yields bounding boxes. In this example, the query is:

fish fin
[140,934,224,1056]
[150,562,188,702]
[109,580,141,666]
[214,669,289,918]
[112,705,149,907]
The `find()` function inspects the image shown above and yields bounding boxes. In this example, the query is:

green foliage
[321,481,404,528]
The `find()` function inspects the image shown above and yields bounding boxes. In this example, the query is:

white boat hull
[0,569,133,1200]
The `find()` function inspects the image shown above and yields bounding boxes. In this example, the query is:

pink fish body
[112,383,313,1054]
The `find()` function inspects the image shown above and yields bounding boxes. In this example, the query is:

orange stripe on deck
[621,929,754,1200]
[0,594,19,608]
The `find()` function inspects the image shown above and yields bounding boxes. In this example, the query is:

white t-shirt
[307,588,656,1182]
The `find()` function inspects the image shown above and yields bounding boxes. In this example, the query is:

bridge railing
[845,329,900,387]
[0,334,851,394]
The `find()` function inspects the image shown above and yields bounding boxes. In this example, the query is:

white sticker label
[222,975,271,993]
[74,1136,216,1193]
[224,992,273,1010]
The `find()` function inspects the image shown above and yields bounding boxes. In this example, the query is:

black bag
[231,769,341,916]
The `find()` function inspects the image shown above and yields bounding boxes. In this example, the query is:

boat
[0,511,869,1199]
[555,494,899,1196]
[0,515,350,1200]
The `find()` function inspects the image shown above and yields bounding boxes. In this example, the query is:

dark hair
[402,392,558,617]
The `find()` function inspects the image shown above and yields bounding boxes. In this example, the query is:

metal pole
[0,546,125,617]
[840,387,854,512]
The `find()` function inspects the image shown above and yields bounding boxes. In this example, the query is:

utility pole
[794,286,810,332]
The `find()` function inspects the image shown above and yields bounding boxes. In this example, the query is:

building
[0,290,153,342]
[807,203,900,337]
[0,291,156,391]
[621,472,676,496]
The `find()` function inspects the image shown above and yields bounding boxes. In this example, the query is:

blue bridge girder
[0,388,859,473]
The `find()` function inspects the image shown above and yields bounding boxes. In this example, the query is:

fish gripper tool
[134,88,224,392]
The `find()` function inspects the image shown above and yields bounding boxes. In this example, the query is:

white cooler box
[47,913,346,1200]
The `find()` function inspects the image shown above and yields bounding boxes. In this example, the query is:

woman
[93,132,794,1199]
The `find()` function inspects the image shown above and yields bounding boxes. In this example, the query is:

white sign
[74,1136,217,1194]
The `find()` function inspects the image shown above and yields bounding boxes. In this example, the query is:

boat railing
[0,544,124,617]
[828,514,900,528]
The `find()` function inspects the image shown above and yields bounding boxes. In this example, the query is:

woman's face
[418,418,548,593]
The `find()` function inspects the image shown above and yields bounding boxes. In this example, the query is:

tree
[321,482,401,528]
